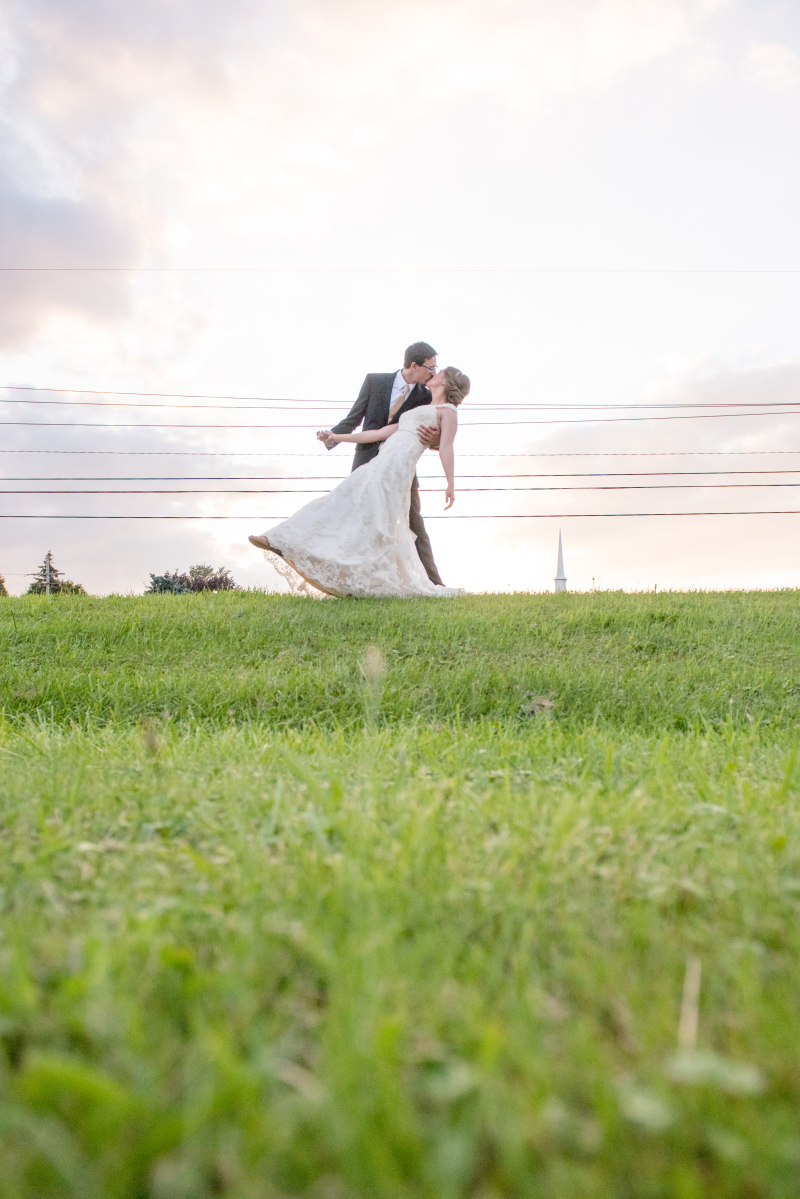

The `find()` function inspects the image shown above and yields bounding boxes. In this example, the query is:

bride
[248,366,470,597]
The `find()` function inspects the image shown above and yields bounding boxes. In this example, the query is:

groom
[323,340,444,586]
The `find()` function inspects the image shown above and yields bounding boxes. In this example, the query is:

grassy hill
[1,592,799,1197]
[3,589,799,729]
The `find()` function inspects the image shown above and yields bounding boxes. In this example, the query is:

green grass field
[1,591,799,1198]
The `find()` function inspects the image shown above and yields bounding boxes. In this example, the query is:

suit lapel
[377,373,396,423]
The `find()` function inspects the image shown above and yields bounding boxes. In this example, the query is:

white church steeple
[554,530,567,593]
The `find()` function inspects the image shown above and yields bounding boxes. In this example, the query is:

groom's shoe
[249,533,282,556]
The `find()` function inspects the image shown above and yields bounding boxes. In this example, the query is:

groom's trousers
[409,475,444,587]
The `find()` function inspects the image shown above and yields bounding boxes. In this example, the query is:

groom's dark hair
[404,341,437,368]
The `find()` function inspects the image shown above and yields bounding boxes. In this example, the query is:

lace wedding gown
[258,404,460,597]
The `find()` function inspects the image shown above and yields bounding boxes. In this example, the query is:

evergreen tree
[0,574,8,597]
[26,551,87,595]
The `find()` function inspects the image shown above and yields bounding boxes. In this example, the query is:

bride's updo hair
[442,367,470,407]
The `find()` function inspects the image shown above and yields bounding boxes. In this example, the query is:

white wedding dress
[258,404,461,597]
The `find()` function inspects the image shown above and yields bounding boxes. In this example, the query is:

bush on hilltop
[145,563,239,594]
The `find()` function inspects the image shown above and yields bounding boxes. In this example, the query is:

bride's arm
[437,408,458,509]
[316,424,398,445]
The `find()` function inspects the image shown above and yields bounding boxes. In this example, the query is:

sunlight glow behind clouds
[1,0,799,594]
[744,43,800,92]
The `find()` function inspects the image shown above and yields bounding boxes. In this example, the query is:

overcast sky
[2,0,799,595]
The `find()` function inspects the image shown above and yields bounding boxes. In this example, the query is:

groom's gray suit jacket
[330,373,432,471]
[328,373,443,586]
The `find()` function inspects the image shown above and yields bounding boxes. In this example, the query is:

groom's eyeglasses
[422,364,436,374]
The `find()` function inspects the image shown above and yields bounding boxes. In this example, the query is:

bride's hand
[316,429,337,445]
[444,486,455,510]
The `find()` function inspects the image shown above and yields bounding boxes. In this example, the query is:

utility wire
[6,470,800,481]
[3,484,799,495]
[3,385,298,400]
[4,389,800,413]
[2,266,800,274]
[1,448,798,457]
[3,410,799,428]
[3,512,799,520]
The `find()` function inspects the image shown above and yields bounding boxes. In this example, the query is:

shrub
[145,564,239,595]
[186,564,238,592]
[145,571,193,595]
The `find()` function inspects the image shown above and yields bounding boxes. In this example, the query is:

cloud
[3,0,797,595]
[744,43,800,93]
[0,164,140,344]
[0,0,735,352]
[0,0,273,348]
[482,360,800,589]
[269,0,732,122]
[487,360,800,464]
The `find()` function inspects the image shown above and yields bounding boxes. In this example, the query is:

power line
[7,397,800,412]
[2,266,800,274]
[4,484,800,496]
[4,388,800,413]
[3,386,297,404]
[3,512,799,520]
[5,470,800,481]
[1,448,798,457]
[3,410,799,429]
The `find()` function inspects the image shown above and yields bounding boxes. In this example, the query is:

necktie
[389,383,411,420]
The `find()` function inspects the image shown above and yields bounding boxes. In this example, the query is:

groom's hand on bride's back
[417,423,440,449]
